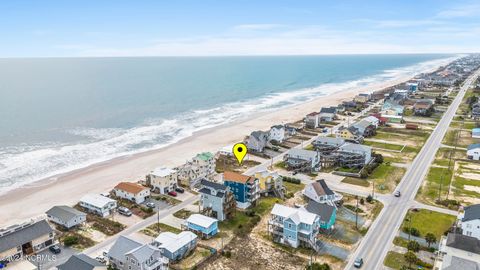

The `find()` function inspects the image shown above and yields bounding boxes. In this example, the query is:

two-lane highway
[345,69,480,269]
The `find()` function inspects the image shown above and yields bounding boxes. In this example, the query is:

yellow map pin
[233,143,248,165]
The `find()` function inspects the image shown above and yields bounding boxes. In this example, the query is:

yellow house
[255,170,282,194]
[336,126,363,142]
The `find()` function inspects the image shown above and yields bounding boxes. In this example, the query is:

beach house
[198,179,235,221]
[284,149,321,171]
[177,152,216,188]
[381,100,404,123]
[254,169,284,197]
[79,194,117,217]
[223,171,260,208]
[154,231,197,261]
[354,93,370,104]
[413,99,434,116]
[113,182,150,204]
[351,119,376,137]
[362,115,380,128]
[303,200,337,230]
[146,167,178,194]
[58,254,107,270]
[319,107,337,122]
[336,126,364,143]
[302,179,342,206]
[108,236,168,270]
[472,128,480,139]
[467,144,480,161]
[305,112,321,128]
[246,131,269,152]
[458,204,480,240]
[46,205,87,229]
[434,233,480,270]
[268,204,320,250]
[269,125,286,143]
[407,82,419,92]
[0,219,55,263]
[183,214,218,239]
[338,143,372,166]
[313,137,345,151]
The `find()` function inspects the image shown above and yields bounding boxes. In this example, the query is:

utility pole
[355,195,359,229]
[157,204,160,235]
[407,209,412,241]
[372,179,375,198]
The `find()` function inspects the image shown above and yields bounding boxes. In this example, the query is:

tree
[407,240,420,253]
[366,195,373,203]
[306,263,330,270]
[404,251,418,268]
[425,233,436,248]
[63,235,79,246]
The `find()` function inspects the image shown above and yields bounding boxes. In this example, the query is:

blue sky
[1,0,479,57]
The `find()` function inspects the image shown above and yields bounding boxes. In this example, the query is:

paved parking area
[29,245,76,270]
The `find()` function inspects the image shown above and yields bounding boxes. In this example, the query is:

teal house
[184,214,218,239]
[304,200,337,230]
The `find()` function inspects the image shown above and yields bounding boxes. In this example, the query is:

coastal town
[2,54,480,270]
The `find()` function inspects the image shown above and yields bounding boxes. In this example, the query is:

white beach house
[147,167,178,194]
[79,194,117,217]
[113,182,150,204]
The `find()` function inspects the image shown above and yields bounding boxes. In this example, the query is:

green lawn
[341,177,370,187]
[370,164,406,193]
[363,140,404,151]
[401,209,456,240]
[419,166,454,203]
[283,181,305,194]
[141,222,181,237]
[384,251,408,270]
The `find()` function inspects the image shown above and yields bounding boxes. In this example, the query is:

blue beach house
[154,231,197,261]
[268,204,321,251]
[183,214,218,239]
[223,171,260,209]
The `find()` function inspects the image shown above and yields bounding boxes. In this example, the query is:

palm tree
[425,232,436,248]
[404,251,417,269]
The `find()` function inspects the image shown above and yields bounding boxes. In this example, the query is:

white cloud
[436,3,480,18]
[232,24,285,31]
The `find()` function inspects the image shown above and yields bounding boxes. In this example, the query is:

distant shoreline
[0,56,456,227]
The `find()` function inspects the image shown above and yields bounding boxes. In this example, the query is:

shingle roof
[114,182,147,194]
[46,205,86,223]
[311,180,334,196]
[57,254,104,270]
[223,171,254,184]
[446,233,480,254]
[314,137,345,147]
[287,149,318,160]
[320,107,337,114]
[339,143,371,153]
[443,256,480,270]
[198,187,225,198]
[304,201,336,223]
[463,204,480,222]
[108,235,142,262]
[468,143,480,150]
[127,244,159,263]
[80,194,116,208]
[0,219,53,253]
[155,231,197,254]
[271,204,317,225]
[200,179,227,191]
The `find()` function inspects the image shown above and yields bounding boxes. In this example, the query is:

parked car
[145,202,156,208]
[95,255,107,264]
[118,206,132,216]
[49,245,61,254]
[354,258,363,268]
[394,191,401,197]
[175,187,185,193]
[168,191,178,197]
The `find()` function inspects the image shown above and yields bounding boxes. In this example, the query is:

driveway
[29,245,76,270]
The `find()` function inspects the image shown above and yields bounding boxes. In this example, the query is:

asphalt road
[345,69,480,270]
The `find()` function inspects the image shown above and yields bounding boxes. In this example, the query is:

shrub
[245,210,256,217]
[403,227,421,237]
[63,235,79,246]
[366,195,373,203]
[407,240,420,252]
[360,198,365,205]
[306,262,330,270]
[283,177,301,184]
[222,250,232,258]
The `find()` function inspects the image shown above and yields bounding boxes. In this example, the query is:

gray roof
[287,148,318,160]
[271,125,284,129]
[339,143,371,154]
[320,107,337,114]
[446,233,480,254]
[310,179,334,196]
[463,204,480,222]
[443,256,480,270]
[108,235,142,262]
[250,131,268,140]
[57,254,104,270]
[304,201,336,223]
[0,219,53,252]
[314,137,345,147]
[468,143,480,150]
[200,179,227,191]
[127,244,159,263]
[46,205,86,223]
[199,187,225,198]
[352,120,373,130]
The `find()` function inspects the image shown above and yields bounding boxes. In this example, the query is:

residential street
[345,69,480,269]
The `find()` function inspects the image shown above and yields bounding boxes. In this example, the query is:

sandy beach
[0,59,453,227]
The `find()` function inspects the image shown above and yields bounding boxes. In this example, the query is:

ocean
[0,54,457,193]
